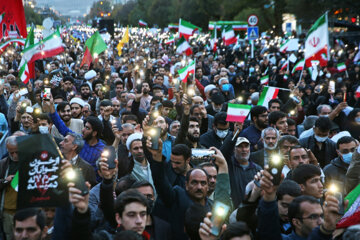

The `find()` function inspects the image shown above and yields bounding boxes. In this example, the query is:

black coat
[200,129,231,149]
[323,157,348,186]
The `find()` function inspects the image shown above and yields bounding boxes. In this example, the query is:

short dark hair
[268,111,287,126]
[38,113,52,124]
[172,144,191,160]
[84,116,104,138]
[150,96,163,104]
[337,136,356,149]
[80,83,90,90]
[162,100,174,108]
[53,95,65,101]
[222,221,253,240]
[287,118,296,126]
[100,99,112,107]
[292,164,321,185]
[63,75,74,84]
[250,106,267,122]
[114,189,148,217]
[288,195,320,227]
[131,180,154,193]
[13,208,46,231]
[56,101,70,112]
[189,116,200,124]
[314,117,332,132]
[276,180,302,200]
[289,145,307,160]
[115,80,124,87]
[185,168,209,183]
[190,104,201,115]
[122,114,139,124]
[268,98,283,109]
[184,203,208,240]
[213,112,227,126]
[278,135,299,148]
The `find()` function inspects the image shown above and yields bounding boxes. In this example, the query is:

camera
[268,154,283,185]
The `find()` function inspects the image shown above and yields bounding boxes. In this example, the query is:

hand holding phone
[148,127,161,150]
[268,154,283,185]
[102,146,117,169]
[210,202,230,236]
[65,168,89,196]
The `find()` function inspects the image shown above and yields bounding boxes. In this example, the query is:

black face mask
[147,199,154,215]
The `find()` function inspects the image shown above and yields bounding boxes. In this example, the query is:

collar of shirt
[71,155,78,165]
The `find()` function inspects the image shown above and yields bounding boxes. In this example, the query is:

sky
[36,0,98,17]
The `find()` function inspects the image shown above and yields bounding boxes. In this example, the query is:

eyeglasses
[300,214,324,221]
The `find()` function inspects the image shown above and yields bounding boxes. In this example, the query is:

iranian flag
[224,25,237,46]
[279,39,299,53]
[179,19,202,40]
[337,62,346,72]
[280,60,288,71]
[10,171,19,192]
[210,30,217,52]
[305,13,329,68]
[0,38,25,53]
[356,86,360,98]
[81,31,107,65]
[291,59,305,75]
[139,19,148,27]
[177,60,195,83]
[283,74,289,81]
[168,24,179,30]
[165,35,175,45]
[336,184,360,229]
[257,86,279,107]
[19,60,30,84]
[260,75,269,85]
[20,29,64,64]
[176,36,192,56]
[226,103,251,123]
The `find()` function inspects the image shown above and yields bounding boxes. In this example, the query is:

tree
[24,6,43,25]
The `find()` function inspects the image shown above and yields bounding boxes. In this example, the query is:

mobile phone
[268,154,283,185]
[65,168,89,196]
[43,87,51,100]
[191,149,216,165]
[329,81,335,93]
[210,202,230,237]
[136,84,142,94]
[328,182,345,215]
[173,78,180,92]
[19,88,28,96]
[102,146,117,169]
[148,103,162,126]
[148,127,161,150]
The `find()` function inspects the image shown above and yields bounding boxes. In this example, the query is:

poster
[17,134,67,209]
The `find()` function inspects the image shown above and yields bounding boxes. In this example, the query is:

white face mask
[326,73,331,78]
[314,135,328,142]
[216,129,228,139]
[39,126,49,134]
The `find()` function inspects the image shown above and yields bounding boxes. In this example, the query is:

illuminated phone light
[153,111,159,118]
[328,183,338,193]
[237,96,243,102]
[102,150,109,157]
[65,169,76,180]
[271,154,281,165]
[22,103,27,108]
[290,110,295,115]
[215,206,226,216]
[149,128,157,136]
[188,88,195,96]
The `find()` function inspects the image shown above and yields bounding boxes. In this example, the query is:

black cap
[211,92,225,104]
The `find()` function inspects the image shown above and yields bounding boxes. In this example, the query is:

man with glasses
[257,166,341,239]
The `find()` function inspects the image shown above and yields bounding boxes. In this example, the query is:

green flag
[11,171,19,192]
[85,31,107,58]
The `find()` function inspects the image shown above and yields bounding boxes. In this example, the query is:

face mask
[249,67,254,73]
[314,135,328,143]
[216,129,228,139]
[247,100,252,105]
[355,117,360,123]
[322,114,329,118]
[39,126,49,134]
[326,73,331,78]
[342,152,353,164]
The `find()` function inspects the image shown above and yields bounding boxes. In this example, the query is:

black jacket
[200,129,231,149]
[323,157,348,187]
[299,135,337,168]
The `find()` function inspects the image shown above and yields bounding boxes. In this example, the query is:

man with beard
[200,112,231,149]
[126,133,155,190]
[175,95,203,149]
[139,82,152,111]
[51,101,84,140]
[112,81,125,103]
[221,135,262,207]
[239,106,268,151]
[70,98,85,119]
[250,127,280,168]
[111,99,121,117]
[205,92,226,116]
[80,83,92,102]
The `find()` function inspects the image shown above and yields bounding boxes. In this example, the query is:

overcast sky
[36,0,98,17]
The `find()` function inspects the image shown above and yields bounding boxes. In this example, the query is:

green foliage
[24,6,43,25]
[86,0,112,21]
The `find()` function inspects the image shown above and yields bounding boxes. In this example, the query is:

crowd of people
[1,24,360,240]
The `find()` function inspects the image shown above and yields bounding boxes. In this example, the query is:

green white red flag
[280,60,288,71]
[81,31,107,67]
[226,103,251,123]
[177,60,195,83]
[336,184,360,228]
[258,86,279,107]
[305,13,329,68]
[20,29,64,64]
[10,171,19,192]
[19,26,35,83]
[176,36,192,56]
[210,30,217,52]
[223,25,237,46]
[356,86,360,98]
[337,62,346,72]
[165,35,175,45]
[291,59,305,75]
[279,39,299,53]
[0,38,25,54]
[260,75,269,85]
[19,60,30,84]
[138,19,148,27]
[178,19,202,40]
